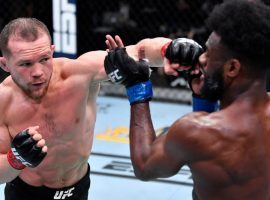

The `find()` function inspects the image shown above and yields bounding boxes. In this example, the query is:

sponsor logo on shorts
[54,187,75,199]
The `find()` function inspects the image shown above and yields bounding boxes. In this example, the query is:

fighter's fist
[104,35,153,105]
[7,126,47,170]
[165,38,203,67]
[104,47,151,87]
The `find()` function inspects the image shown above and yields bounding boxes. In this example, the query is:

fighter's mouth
[33,82,44,85]
[32,82,45,88]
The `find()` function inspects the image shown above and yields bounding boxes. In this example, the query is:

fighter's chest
[6,93,85,140]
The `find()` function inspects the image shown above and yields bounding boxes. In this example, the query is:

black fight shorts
[4,165,90,200]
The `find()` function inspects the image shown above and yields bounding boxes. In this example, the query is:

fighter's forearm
[126,37,171,67]
[130,102,156,180]
[0,153,21,184]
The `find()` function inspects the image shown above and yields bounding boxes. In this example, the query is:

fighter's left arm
[129,102,185,180]
[105,35,171,67]
[103,39,218,179]
[102,37,219,179]
[130,105,214,180]
[62,35,171,83]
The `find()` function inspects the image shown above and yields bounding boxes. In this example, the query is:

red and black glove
[163,38,203,67]
[162,38,218,112]
[162,38,204,93]
[7,129,47,170]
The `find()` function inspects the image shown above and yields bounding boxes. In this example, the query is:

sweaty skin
[128,33,270,200]
[0,34,171,188]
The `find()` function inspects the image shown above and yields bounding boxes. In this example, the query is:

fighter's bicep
[76,51,108,82]
[142,134,183,178]
[164,122,191,164]
[0,124,11,154]
[0,88,12,154]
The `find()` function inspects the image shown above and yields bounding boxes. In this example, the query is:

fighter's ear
[224,58,241,78]
[0,57,10,72]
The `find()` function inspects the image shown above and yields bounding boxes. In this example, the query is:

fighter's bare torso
[2,59,99,188]
[184,98,270,199]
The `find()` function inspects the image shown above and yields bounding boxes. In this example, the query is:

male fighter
[104,0,270,199]
[0,18,175,200]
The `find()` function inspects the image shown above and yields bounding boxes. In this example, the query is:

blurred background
[1,1,270,199]
[0,0,220,104]
[0,0,269,103]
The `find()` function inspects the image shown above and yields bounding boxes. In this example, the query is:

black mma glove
[7,129,47,170]
[163,38,218,112]
[164,38,203,67]
[162,38,204,93]
[104,48,150,86]
[104,48,153,104]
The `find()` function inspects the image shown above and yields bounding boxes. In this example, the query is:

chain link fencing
[2,0,269,103]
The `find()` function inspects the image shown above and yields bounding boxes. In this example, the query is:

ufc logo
[108,69,123,83]
[11,148,32,166]
[54,187,75,199]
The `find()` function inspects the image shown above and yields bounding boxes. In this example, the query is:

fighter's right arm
[0,123,21,183]
[0,86,47,183]
[0,87,21,183]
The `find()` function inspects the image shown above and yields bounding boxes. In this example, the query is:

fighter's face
[199,32,228,101]
[201,66,225,101]
[5,34,54,100]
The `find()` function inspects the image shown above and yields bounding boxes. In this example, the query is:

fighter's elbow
[133,168,154,181]
[134,172,151,181]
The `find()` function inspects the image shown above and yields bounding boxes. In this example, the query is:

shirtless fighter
[105,0,270,199]
[0,18,175,200]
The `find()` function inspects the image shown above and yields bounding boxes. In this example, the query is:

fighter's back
[187,99,270,200]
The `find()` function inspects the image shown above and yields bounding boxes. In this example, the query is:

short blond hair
[0,18,51,57]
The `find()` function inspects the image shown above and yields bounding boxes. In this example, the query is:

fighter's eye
[20,62,32,67]
[40,57,49,63]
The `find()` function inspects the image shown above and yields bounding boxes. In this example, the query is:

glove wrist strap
[126,81,153,105]
[192,94,219,113]
[161,42,171,58]
[7,150,26,170]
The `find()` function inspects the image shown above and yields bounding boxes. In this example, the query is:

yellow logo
[96,126,129,143]
[96,126,169,143]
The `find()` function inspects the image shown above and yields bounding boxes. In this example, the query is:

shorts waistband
[10,164,90,194]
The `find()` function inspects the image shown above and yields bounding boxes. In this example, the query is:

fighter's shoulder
[167,112,224,160]
[53,57,71,70]
[169,111,223,143]
[52,57,79,78]
[53,52,105,75]
[174,111,218,129]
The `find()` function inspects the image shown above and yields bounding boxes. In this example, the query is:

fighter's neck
[220,79,267,109]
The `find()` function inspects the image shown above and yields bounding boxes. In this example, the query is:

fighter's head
[199,0,270,101]
[0,18,55,100]
[0,17,52,57]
